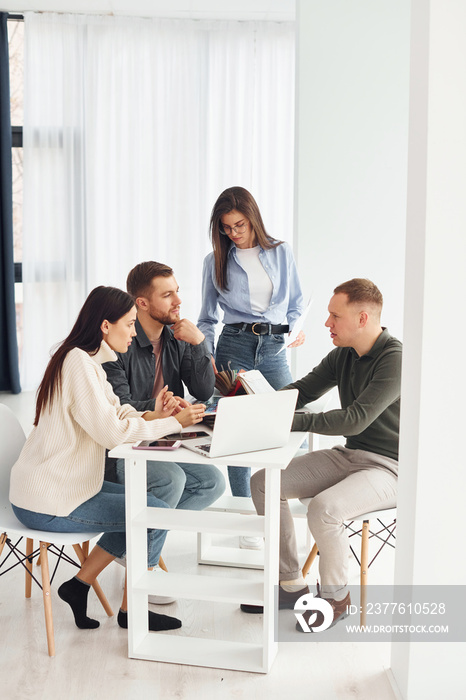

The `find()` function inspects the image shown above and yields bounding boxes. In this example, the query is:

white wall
[296,2,466,698]
[390,1,466,698]
[294,0,410,382]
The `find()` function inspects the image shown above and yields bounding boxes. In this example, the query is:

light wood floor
[0,392,398,700]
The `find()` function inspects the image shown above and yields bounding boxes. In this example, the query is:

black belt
[227,322,290,336]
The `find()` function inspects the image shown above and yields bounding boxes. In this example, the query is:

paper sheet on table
[277,297,313,353]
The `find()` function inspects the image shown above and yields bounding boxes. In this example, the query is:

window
[7,15,23,361]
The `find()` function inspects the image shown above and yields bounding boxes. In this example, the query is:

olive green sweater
[283,329,402,461]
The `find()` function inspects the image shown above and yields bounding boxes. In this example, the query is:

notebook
[181,389,298,459]
[237,369,275,394]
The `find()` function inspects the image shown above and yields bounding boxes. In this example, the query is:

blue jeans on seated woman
[115,458,225,510]
[12,480,168,568]
[215,324,293,498]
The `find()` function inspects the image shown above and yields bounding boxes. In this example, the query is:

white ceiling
[2,0,296,21]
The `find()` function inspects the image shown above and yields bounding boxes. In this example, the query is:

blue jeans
[216,325,293,497]
[115,459,225,510]
[12,480,169,568]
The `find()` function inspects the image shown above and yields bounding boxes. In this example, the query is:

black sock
[58,577,100,629]
[118,609,182,631]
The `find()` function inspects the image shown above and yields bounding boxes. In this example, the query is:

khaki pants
[250,445,398,599]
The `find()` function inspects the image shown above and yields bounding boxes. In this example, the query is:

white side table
[109,431,307,674]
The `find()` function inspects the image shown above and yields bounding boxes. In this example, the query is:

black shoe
[240,584,309,614]
[117,609,182,631]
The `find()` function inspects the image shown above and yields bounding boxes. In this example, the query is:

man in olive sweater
[244,278,401,630]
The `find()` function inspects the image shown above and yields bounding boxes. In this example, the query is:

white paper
[277,296,313,353]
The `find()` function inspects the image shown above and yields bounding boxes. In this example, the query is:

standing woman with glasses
[198,186,305,505]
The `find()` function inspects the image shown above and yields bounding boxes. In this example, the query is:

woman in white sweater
[10,286,205,632]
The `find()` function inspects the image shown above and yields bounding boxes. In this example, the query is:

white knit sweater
[9,341,181,516]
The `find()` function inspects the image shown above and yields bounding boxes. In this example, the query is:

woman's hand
[155,385,180,416]
[174,404,206,428]
[287,330,306,348]
[171,396,191,415]
[142,386,180,420]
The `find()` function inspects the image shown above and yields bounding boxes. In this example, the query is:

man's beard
[149,310,177,326]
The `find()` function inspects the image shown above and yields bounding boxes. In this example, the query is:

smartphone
[132,439,182,451]
[164,431,210,440]
[194,397,220,415]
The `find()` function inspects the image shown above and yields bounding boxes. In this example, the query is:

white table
[109,431,307,674]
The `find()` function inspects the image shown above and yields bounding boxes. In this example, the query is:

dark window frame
[12,125,22,147]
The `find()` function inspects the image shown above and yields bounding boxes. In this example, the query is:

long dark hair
[34,286,134,426]
[210,186,281,290]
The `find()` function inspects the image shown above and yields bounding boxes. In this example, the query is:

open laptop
[181,389,298,459]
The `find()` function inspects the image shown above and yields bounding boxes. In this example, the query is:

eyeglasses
[219,222,248,236]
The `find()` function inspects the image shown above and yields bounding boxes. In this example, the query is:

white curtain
[21,12,295,390]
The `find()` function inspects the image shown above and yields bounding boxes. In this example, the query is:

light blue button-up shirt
[198,241,304,354]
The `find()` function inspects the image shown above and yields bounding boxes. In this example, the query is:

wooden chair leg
[158,555,168,572]
[360,519,369,626]
[0,532,8,576]
[36,542,52,565]
[25,538,33,598]
[302,542,318,578]
[0,532,7,559]
[72,543,113,617]
[39,541,55,657]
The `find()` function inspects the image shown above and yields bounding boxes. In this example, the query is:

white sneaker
[116,557,176,605]
[148,568,176,605]
[148,594,176,605]
[239,536,263,550]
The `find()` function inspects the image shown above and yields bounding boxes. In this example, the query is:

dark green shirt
[282,328,402,460]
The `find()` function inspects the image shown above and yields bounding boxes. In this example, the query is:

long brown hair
[210,186,281,290]
[34,286,134,426]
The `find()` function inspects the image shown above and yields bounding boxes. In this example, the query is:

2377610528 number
[365,602,446,615]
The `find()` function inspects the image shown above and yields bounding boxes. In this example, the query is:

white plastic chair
[0,404,113,656]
